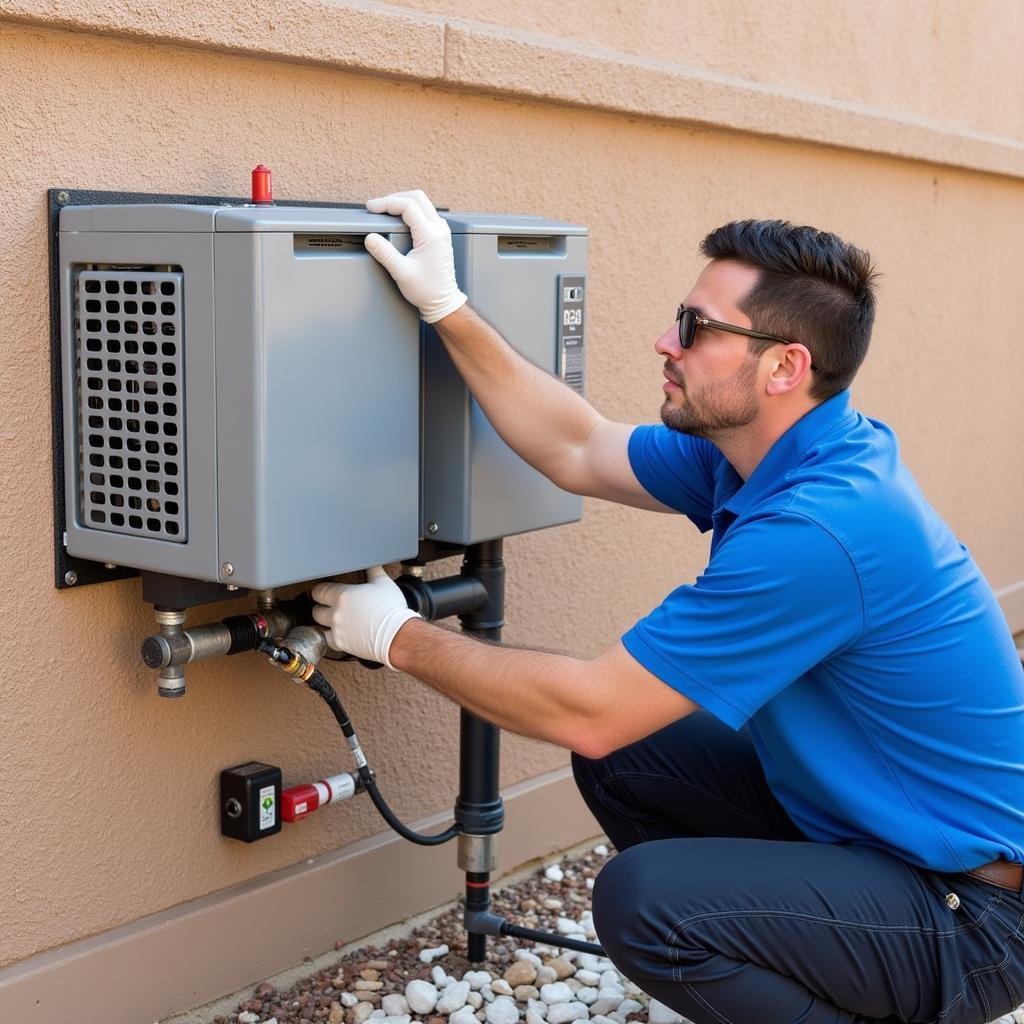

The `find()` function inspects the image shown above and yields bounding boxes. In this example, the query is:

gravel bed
[183,842,689,1024]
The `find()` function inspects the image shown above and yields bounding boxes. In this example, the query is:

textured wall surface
[1,1,1022,972]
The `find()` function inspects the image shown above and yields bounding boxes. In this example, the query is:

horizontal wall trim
[2,0,1024,180]
[0,766,599,1024]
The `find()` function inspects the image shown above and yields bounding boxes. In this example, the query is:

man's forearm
[434,305,602,490]
[388,616,596,752]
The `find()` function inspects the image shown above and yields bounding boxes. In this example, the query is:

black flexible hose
[304,666,461,847]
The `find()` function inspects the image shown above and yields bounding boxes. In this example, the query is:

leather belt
[965,858,1023,892]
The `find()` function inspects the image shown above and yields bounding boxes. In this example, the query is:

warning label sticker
[259,786,276,830]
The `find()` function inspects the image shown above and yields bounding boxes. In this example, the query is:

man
[312,190,1024,1024]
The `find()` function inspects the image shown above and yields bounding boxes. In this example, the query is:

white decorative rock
[491,980,514,997]
[485,995,520,1024]
[598,973,622,991]
[433,966,452,988]
[576,988,599,1006]
[527,1012,547,1024]
[382,1017,411,1024]
[574,971,601,987]
[341,993,360,1008]
[590,1017,616,1024]
[239,1014,260,1024]
[617,1000,644,1017]
[540,982,574,1005]
[406,980,440,1015]
[420,944,450,964]
[527,998,549,1020]
[450,1007,478,1024]
[547,1003,589,1024]
[437,981,471,1015]
[515,950,544,968]
[382,995,410,1016]
[593,844,609,856]
[648,999,682,1024]
[536,966,559,985]
[575,955,600,973]
[464,971,493,991]
[467,992,484,1009]
[543,899,564,911]
[556,917,580,935]
[368,1013,386,1021]
[588,990,625,1016]
[481,985,495,1003]
[585,878,595,890]
[544,865,565,882]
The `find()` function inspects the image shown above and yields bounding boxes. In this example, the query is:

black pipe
[457,540,505,962]
[500,922,605,957]
[397,574,489,623]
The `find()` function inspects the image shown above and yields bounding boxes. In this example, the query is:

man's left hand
[311,567,421,670]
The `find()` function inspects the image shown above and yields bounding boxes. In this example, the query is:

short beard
[660,357,760,438]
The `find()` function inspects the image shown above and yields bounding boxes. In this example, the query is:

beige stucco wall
[1,0,1023,1003]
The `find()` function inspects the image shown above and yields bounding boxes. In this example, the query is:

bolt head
[226,584,239,591]
[64,570,78,586]
[222,562,235,576]
[104,562,117,569]
[427,522,439,535]
[56,190,70,205]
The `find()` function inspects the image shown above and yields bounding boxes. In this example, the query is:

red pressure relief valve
[281,771,360,822]
[251,164,273,205]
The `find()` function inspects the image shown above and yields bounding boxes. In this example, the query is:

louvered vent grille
[74,268,187,542]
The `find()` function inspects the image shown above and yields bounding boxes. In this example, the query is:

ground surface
[167,841,673,1024]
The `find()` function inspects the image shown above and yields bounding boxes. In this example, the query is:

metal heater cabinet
[422,214,588,545]
[58,205,420,589]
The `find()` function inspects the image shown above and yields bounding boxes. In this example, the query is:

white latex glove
[311,567,421,670]
[364,189,468,324]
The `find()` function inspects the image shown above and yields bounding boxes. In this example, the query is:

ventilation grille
[74,268,187,542]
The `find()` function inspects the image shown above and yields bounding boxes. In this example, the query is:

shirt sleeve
[628,424,721,531]
[621,511,865,730]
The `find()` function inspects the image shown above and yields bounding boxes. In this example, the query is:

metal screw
[64,569,78,586]
[427,522,439,535]
[56,190,70,205]
[222,562,235,576]
[226,584,239,591]
[945,892,961,910]
[104,562,117,569]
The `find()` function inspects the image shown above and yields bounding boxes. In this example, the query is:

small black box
[220,762,282,842]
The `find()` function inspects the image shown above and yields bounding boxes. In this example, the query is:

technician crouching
[312,189,1024,1024]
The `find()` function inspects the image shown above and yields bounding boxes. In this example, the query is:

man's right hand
[364,190,468,324]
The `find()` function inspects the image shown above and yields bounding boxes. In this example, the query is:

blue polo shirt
[622,391,1024,872]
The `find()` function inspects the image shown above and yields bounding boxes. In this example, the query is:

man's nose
[654,324,683,360]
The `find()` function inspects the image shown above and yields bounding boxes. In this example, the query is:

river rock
[548,1003,589,1024]
[485,996,520,1024]
[540,982,573,1005]
[648,1000,682,1024]
[437,981,471,1015]
[463,971,493,991]
[504,960,538,987]
[406,980,440,1014]
[382,995,410,1016]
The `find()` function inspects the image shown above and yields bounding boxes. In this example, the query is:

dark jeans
[571,712,1024,1024]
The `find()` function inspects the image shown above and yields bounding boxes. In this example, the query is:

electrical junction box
[57,205,420,590]
[220,761,282,842]
[422,214,588,545]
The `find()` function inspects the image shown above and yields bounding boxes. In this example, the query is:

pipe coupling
[457,832,499,872]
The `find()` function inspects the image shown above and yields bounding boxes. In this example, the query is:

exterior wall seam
[2,0,1024,179]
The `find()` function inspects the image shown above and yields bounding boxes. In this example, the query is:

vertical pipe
[457,540,505,963]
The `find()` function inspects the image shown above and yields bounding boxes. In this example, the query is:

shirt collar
[719,390,854,517]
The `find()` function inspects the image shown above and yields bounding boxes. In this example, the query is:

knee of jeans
[592,846,647,963]
[571,749,604,795]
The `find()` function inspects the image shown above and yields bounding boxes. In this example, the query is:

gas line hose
[257,638,462,847]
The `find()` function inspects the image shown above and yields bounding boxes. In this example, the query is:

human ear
[764,345,813,396]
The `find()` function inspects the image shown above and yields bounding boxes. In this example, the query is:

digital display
[563,309,583,327]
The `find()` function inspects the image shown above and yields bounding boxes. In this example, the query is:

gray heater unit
[422,213,588,545]
[58,205,420,590]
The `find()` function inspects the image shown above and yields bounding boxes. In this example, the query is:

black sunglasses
[676,305,817,372]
